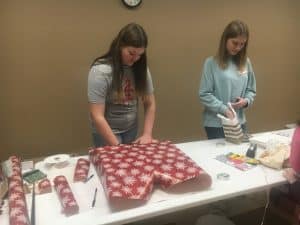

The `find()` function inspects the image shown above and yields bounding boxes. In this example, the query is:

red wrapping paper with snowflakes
[7,156,31,225]
[89,141,211,201]
[53,176,79,216]
[73,158,90,182]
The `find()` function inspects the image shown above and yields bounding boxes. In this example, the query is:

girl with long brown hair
[88,23,156,146]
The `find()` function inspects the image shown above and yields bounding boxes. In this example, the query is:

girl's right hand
[225,108,234,119]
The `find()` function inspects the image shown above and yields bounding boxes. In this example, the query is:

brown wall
[1,0,299,160]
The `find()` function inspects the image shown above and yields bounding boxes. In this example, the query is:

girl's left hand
[134,134,156,144]
[231,97,248,109]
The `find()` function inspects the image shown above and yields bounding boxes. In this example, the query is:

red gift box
[53,175,79,216]
[73,158,90,182]
[36,178,52,194]
[89,141,211,201]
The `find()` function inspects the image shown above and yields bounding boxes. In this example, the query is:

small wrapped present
[73,158,90,182]
[36,178,52,194]
[53,175,79,216]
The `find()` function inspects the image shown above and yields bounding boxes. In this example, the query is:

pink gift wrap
[89,141,211,201]
[53,176,79,216]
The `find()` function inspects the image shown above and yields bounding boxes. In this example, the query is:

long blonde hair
[216,20,249,71]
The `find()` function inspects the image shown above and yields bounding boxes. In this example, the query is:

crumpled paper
[258,143,290,169]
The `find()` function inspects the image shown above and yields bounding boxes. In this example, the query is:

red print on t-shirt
[123,78,134,103]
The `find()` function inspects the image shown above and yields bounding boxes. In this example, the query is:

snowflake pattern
[115,169,127,177]
[110,181,121,188]
[10,207,23,217]
[130,168,141,175]
[16,214,28,224]
[166,158,175,163]
[112,159,121,164]
[13,186,24,193]
[128,152,138,157]
[187,167,197,173]
[62,188,72,194]
[106,168,115,173]
[102,157,111,162]
[56,184,65,193]
[125,158,135,162]
[152,159,162,164]
[103,163,112,168]
[133,161,144,167]
[137,186,146,194]
[107,175,116,181]
[62,195,71,206]
[139,173,151,183]
[14,199,26,207]
[144,165,155,172]
[137,155,147,160]
[166,153,176,158]
[175,162,186,170]
[9,180,19,189]
[114,153,125,158]
[152,154,163,159]
[121,186,132,194]
[160,164,173,171]
[123,176,136,186]
[177,156,186,161]
[112,191,122,197]
[175,172,185,179]
[10,192,21,201]
[119,162,130,169]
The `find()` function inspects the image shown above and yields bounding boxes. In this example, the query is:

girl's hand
[134,134,156,144]
[225,108,234,119]
[231,97,248,109]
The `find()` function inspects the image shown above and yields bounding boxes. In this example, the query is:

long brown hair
[216,20,249,71]
[92,23,148,97]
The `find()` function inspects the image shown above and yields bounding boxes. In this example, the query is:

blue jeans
[205,124,247,140]
[92,126,138,147]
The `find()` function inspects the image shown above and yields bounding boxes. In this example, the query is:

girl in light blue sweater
[199,20,256,139]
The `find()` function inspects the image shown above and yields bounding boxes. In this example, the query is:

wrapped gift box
[89,141,211,201]
[36,178,52,194]
[73,158,90,182]
[53,175,79,216]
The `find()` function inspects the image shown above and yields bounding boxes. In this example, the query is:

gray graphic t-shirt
[88,63,154,134]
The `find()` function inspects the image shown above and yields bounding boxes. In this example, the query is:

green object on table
[23,169,46,184]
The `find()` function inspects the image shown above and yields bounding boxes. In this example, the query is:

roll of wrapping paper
[7,156,31,225]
